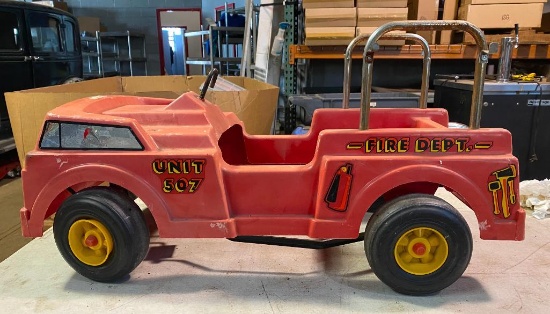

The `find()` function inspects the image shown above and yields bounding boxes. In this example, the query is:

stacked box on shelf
[407,0,438,44]
[457,0,545,44]
[356,0,408,7]
[356,0,408,45]
[302,0,355,9]
[304,6,356,46]
[355,27,407,45]
[458,0,545,29]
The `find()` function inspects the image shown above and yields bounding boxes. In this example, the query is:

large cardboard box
[302,0,354,8]
[408,0,438,44]
[357,8,408,27]
[356,0,407,8]
[305,27,356,45]
[305,8,357,27]
[462,0,545,4]
[33,1,69,11]
[458,3,544,29]
[77,16,102,34]
[5,76,279,166]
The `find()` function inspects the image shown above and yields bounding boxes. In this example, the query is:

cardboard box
[356,27,406,45]
[356,0,407,8]
[408,0,438,44]
[357,8,408,27]
[462,0,545,4]
[5,76,279,166]
[440,0,459,44]
[305,27,356,45]
[33,1,69,11]
[458,3,544,29]
[302,0,354,8]
[305,8,357,27]
[77,16,102,34]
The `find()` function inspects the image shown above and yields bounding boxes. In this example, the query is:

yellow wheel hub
[68,219,113,266]
[394,227,448,275]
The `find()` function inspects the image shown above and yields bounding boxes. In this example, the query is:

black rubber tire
[364,193,473,295]
[53,187,150,282]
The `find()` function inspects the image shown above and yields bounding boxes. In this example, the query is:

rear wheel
[53,187,149,282]
[364,194,472,295]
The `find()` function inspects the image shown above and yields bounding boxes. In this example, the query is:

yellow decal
[153,159,206,194]
[488,165,517,219]
[347,137,494,154]
[474,142,493,149]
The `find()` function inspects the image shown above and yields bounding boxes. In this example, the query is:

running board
[227,232,365,249]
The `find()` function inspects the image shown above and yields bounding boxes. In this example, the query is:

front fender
[25,164,170,237]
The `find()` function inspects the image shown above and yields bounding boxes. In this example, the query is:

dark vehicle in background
[0,0,82,135]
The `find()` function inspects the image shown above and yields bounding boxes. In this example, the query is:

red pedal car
[20,21,524,295]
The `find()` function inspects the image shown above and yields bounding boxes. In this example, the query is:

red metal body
[20,92,525,241]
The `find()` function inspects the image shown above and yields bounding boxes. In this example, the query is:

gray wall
[64,0,202,75]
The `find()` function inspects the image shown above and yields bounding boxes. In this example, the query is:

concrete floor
[0,187,549,313]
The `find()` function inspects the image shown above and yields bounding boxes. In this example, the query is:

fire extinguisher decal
[325,163,354,212]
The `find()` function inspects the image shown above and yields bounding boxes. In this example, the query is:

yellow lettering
[188,179,203,193]
[415,138,429,152]
[456,138,468,152]
[385,138,397,153]
[152,160,166,174]
[175,178,188,193]
[163,178,174,193]
[430,138,441,152]
[442,138,454,152]
[398,138,409,152]
[167,160,182,174]
[366,138,376,153]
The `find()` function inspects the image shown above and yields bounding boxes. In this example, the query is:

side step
[228,232,364,249]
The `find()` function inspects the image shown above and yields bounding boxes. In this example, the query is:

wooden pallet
[461,28,550,44]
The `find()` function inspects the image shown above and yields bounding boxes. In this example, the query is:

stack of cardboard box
[356,0,408,45]
[303,0,357,45]
[303,0,411,46]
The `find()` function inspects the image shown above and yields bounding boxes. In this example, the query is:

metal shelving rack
[81,32,102,78]
[99,31,147,76]
[282,3,550,96]
[288,43,550,63]
[184,26,245,75]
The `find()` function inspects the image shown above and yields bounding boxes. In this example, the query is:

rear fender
[347,165,495,236]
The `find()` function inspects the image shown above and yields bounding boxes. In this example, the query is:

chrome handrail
[343,33,431,109]
[359,20,489,130]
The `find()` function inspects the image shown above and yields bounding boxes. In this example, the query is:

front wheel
[364,194,473,295]
[53,188,150,282]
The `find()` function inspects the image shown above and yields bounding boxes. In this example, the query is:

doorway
[156,8,201,75]
[161,27,186,75]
